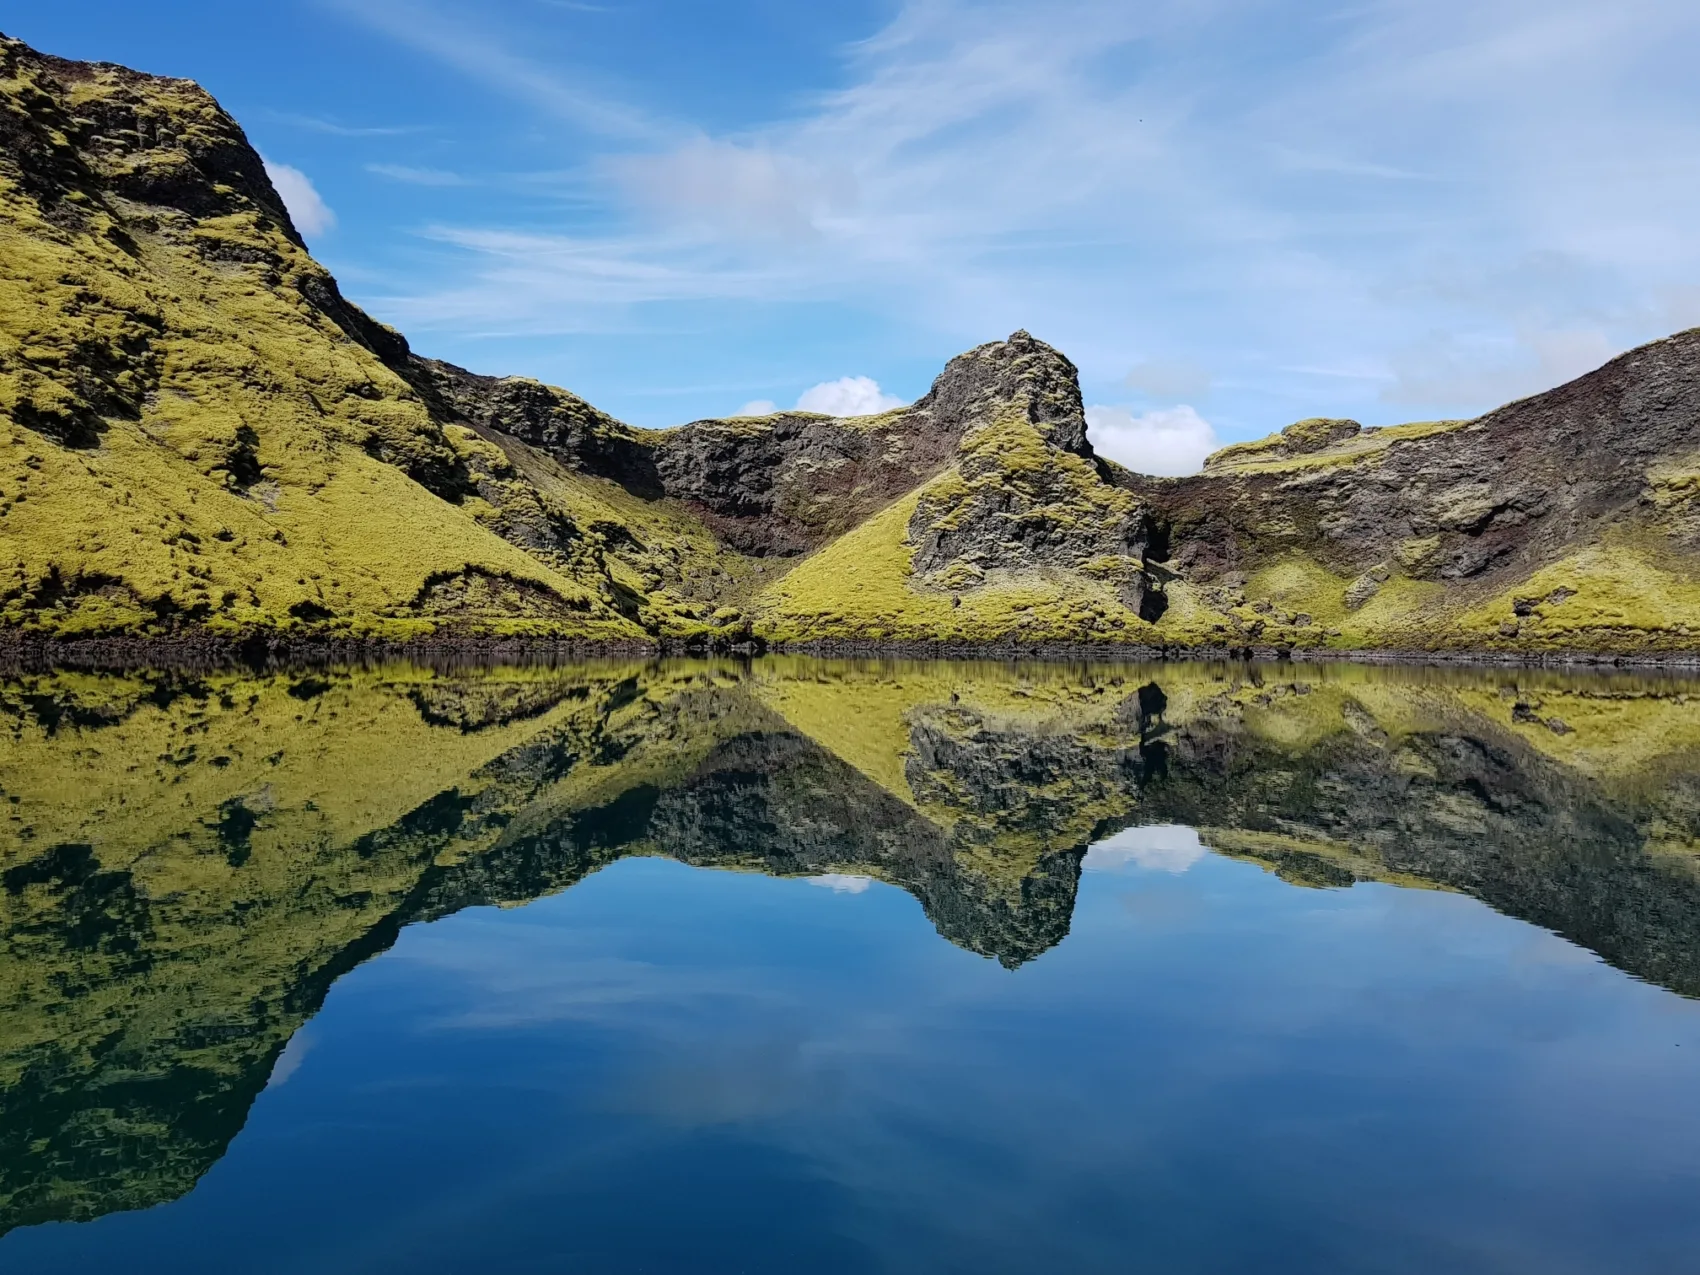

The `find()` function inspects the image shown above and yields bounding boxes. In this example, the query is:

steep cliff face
[3,30,1699,658]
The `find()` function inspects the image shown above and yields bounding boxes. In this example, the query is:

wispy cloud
[340,0,1700,424]
[262,109,424,137]
[370,225,793,329]
[367,162,472,186]
[325,0,670,141]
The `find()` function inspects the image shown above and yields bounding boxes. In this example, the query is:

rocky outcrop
[405,356,663,497]
[639,331,1097,557]
[1128,328,1700,600]
[901,339,1171,618]
[647,408,958,555]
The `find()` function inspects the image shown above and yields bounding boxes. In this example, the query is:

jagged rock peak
[915,329,1091,456]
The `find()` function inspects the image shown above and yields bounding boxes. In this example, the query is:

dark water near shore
[2,658,1698,1273]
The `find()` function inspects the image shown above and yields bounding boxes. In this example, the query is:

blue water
[9,848,1697,1275]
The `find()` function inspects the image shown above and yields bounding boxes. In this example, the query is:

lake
[1,657,1698,1273]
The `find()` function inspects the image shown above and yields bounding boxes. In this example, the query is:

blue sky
[12,0,1700,471]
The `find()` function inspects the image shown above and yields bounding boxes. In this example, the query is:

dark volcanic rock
[650,409,962,556]
[1128,328,1700,589]
[642,331,1096,559]
[407,357,663,497]
[910,329,1094,457]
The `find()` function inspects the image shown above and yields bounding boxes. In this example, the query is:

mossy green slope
[0,36,642,642]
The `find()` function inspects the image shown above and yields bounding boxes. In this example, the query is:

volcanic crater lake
[1,657,1698,1273]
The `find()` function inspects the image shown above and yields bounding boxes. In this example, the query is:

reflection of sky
[807,873,874,894]
[9,856,1700,1275]
[1084,824,1209,875]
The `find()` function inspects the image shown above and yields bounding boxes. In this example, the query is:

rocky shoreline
[5,630,1700,673]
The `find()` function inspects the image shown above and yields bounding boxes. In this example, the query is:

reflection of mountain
[2,659,1699,1234]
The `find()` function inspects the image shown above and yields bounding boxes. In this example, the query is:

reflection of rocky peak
[1142,705,1700,996]
[567,726,1089,969]
[5,661,1700,1238]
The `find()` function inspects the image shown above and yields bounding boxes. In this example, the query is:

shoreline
[4,631,1700,673]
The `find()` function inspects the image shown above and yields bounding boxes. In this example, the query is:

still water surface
[1,658,1698,1272]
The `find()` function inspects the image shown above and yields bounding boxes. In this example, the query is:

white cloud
[342,0,1700,427]
[807,873,873,894]
[331,0,666,141]
[1084,825,1208,875]
[264,110,420,137]
[1085,404,1218,476]
[796,376,905,417]
[367,162,470,186]
[262,158,336,237]
[735,399,778,417]
[609,137,855,240]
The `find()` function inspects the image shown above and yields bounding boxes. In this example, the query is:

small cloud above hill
[1085,404,1218,476]
[795,376,904,417]
[367,163,471,187]
[262,158,336,236]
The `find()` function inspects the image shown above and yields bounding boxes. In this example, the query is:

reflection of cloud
[808,873,873,894]
[612,1032,844,1127]
[267,1029,314,1087]
[1084,825,1208,874]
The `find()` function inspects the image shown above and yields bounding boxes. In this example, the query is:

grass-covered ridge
[0,36,643,642]
[3,31,1699,659]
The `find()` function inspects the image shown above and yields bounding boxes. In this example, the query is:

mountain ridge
[3,32,1699,661]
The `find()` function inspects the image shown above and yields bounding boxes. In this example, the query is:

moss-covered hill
[4,31,1699,658]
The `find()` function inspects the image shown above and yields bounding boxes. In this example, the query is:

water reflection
[1,657,1698,1242]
